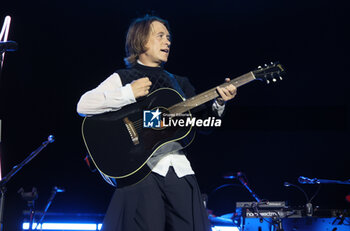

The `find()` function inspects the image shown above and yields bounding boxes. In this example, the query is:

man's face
[139,21,171,67]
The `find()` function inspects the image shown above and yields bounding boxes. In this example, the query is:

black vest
[115,63,195,99]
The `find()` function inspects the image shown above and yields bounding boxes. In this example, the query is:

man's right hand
[131,77,152,99]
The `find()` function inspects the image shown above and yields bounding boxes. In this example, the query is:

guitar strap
[165,71,186,99]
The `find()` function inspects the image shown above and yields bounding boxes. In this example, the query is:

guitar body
[82,88,194,187]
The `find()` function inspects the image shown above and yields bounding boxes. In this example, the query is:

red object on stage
[345,194,350,203]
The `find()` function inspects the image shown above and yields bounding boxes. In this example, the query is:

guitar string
[129,89,221,130]
[131,90,219,130]
[125,73,258,130]
[128,87,236,132]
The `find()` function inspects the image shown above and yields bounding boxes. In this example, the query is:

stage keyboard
[236,201,286,209]
[245,209,302,218]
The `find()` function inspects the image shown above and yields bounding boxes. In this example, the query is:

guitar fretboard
[168,72,256,114]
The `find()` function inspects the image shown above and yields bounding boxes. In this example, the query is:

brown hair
[124,15,170,67]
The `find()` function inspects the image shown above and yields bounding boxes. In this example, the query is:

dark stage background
[0,0,349,230]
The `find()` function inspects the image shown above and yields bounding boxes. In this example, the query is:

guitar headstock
[253,62,285,84]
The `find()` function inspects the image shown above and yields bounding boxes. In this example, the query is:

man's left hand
[216,78,237,105]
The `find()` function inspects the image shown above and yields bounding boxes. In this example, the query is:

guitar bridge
[123,117,140,145]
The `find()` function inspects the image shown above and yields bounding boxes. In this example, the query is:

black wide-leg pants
[101,167,211,231]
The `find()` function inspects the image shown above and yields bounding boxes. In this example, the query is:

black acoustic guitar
[81,62,285,187]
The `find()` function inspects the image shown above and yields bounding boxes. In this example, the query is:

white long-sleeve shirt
[77,71,225,177]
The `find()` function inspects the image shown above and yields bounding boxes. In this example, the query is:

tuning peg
[279,76,283,80]
[264,64,268,67]
[270,61,274,65]
[266,80,270,84]
[272,78,277,82]
[258,65,262,69]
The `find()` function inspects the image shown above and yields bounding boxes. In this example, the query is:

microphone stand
[237,172,261,202]
[302,178,350,185]
[0,135,54,231]
[317,179,350,185]
[284,181,316,217]
[36,186,64,230]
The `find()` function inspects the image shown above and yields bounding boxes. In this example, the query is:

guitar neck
[168,72,256,114]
